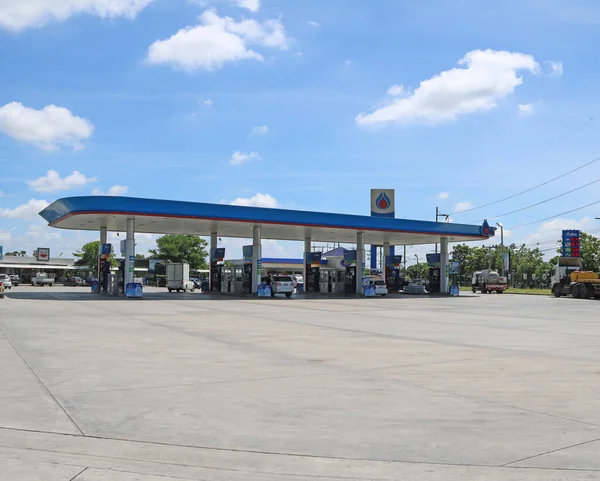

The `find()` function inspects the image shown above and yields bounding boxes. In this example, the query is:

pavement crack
[69,466,88,480]
[0,328,85,436]
[501,436,600,467]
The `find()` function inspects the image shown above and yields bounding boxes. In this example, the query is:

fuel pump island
[39,190,495,297]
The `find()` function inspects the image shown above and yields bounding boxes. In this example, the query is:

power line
[512,200,600,229]
[478,177,600,222]
[449,155,600,215]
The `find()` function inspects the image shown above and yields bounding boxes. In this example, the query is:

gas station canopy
[39,196,494,245]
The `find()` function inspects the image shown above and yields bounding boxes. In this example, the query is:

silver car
[0,274,12,289]
[271,275,294,297]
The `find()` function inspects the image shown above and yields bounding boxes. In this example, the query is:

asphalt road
[1,286,600,480]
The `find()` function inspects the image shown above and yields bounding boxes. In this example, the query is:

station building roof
[39,196,495,246]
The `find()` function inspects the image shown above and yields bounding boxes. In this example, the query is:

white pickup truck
[31,273,55,287]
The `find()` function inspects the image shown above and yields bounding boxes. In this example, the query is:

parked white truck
[471,269,508,294]
[166,262,195,293]
[31,273,54,287]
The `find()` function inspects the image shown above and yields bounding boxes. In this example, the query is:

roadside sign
[100,243,111,260]
[0,245,3,260]
[532,274,536,280]
[448,261,460,275]
[523,273,527,280]
[562,230,580,257]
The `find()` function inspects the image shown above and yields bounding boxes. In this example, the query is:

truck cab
[551,257,585,298]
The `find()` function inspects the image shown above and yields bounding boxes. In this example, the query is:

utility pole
[435,207,449,254]
[497,223,504,278]
[403,245,407,272]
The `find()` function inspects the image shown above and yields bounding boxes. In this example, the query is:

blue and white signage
[370,189,395,218]
[125,283,143,298]
[0,245,3,260]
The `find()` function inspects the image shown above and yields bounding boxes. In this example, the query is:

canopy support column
[356,232,365,295]
[440,237,449,294]
[124,218,135,287]
[252,226,262,294]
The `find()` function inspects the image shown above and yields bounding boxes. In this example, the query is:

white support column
[252,226,262,294]
[356,232,365,295]
[210,232,217,291]
[383,241,390,283]
[304,236,311,292]
[125,218,135,287]
[440,237,449,294]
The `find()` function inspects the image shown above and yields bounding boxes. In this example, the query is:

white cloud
[147,9,288,72]
[27,170,96,193]
[356,49,540,126]
[344,59,353,67]
[230,193,278,208]
[91,185,129,196]
[518,103,534,116]
[387,84,408,97]
[250,125,269,136]
[232,0,260,12]
[0,199,50,219]
[0,0,155,31]
[23,223,62,242]
[202,98,213,107]
[454,201,473,213]
[524,217,597,247]
[0,102,94,151]
[548,60,564,77]
[307,20,320,27]
[437,192,450,200]
[0,230,11,242]
[230,151,260,165]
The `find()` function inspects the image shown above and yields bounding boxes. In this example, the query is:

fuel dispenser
[242,245,255,294]
[243,264,253,294]
[305,252,322,293]
[344,266,357,294]
[210,248,225,292]
[385,255,403,292]
[426,253,441,294]
[343,250,357,295]
[221,266,233,293]
[428,267,441,293]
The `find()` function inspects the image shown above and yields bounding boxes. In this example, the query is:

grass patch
[504,288,551,296]
[459,286,551,295]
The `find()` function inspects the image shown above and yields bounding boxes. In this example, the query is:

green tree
[149,235,208,270]
[579,232,600,272]
[135,253,146,260]
[406,263,429,279]
[74,241,116,274]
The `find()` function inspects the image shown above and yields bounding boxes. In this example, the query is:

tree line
[449,231,600,286]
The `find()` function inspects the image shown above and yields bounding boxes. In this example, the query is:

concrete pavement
[1,286,600,480]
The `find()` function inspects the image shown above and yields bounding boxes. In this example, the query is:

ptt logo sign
[36,247,50,261]
[370,189,395,218]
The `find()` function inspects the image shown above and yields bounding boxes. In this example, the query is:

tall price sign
[562,230,580,257]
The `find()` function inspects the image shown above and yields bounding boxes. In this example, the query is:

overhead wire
[449,155,600,215]
[473,177,600,222]
[511,200,600,229]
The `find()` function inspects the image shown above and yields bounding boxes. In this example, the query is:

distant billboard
[36,247,50,262]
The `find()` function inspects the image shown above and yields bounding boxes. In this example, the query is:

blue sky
[1,0,600,260]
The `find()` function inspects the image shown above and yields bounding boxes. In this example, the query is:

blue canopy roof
[39,196,494,245]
